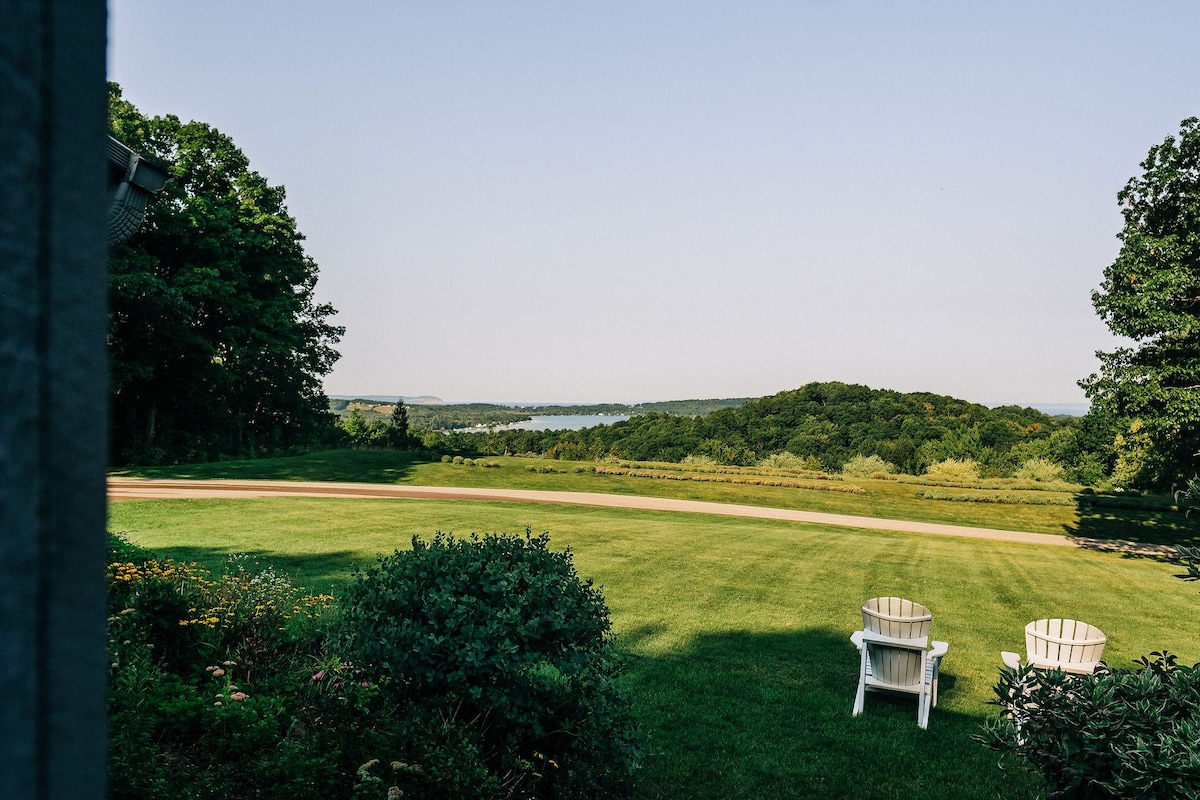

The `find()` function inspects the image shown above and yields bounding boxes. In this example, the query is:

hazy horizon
[329,391,1090,416]
[109,2,1200,405]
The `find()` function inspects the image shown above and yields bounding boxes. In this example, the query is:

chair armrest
[1000,651,1021,670]
[854,630,930,649]
[1030,658,1100,675]
[929,640,949,659]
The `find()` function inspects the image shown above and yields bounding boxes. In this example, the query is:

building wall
[0,3,109,798]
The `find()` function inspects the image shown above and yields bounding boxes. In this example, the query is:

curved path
[107,477,1170,555]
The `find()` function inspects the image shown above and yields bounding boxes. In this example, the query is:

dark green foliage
[387,400,411,446]
[337,403,418,449]
[338,529,644,800]
[463,382,1095,478]
[1081,118,1200,489]
[385,399,747,433]
[978,657,1200,799]
[107,84,343,466]
[108,529,152,563]
[105,545,391,800]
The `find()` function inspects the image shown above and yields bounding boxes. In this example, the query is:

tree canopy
[108,84,343,465]
[446,381,1093,480]
[1081,117,1200,488]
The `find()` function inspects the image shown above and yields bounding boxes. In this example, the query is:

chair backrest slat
[866,640,925,687]
[862,597,932,643]
[1023,618,1106,669]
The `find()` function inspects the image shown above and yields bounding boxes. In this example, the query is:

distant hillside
[329,397,754,430]
[634,398,754,416]
[444,382,1104,481]
[328,395,442,411]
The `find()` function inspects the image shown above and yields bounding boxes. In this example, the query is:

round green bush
[1014,457,1065,482]
[840,454,897,478]
[924,457,980,481]
[338,529,644,799]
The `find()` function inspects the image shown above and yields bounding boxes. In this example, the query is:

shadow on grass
[113,448,426,484]
[119,540,1031,799]
[134,544,369,594]
[1064,493,1200,558]
[619,627,1031,800]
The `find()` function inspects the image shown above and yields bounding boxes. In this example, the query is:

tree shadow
[131,544,367,594]
[1063,493,1199,559]
[114,448,425,484]
[617,627,1031,800]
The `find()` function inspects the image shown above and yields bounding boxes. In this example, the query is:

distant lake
[460,414,630,433]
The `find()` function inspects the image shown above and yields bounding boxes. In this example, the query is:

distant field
[108,495,1200,800]
[114,449,1199,546]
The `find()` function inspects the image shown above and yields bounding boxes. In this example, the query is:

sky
[107,1,1200,406]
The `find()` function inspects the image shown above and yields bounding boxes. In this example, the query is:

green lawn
[114,449,1198,546]
[109,495,1200,800]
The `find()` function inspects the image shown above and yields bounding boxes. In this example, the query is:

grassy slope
[109,495,1200,800]
[115,449,1199,545]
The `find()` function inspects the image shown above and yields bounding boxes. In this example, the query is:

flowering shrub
[106,530,641,800]
[107,551,333,677]
[105,532,378,800]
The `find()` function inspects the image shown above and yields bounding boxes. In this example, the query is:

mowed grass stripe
[108,497,1200,800]
[113,449,1200,543]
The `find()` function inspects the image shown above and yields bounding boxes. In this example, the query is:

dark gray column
[1,2,109,799]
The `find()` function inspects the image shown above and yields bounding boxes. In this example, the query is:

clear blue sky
[108,1,1200,405]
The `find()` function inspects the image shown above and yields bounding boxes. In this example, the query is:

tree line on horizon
[105,93,1200,491]
[330,397,753,431]
[413,382,1111,483]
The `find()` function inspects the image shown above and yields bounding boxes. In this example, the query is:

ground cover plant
[109,496,1200,799]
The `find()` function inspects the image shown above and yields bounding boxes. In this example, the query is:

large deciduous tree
[107,85,344,465]
[1081,118,1200,488]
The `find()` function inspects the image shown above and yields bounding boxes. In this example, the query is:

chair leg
[853,649,867,716]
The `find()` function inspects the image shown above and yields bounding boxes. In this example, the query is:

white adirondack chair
[851,598,948,729]
[1001,618,1106,675]
[860,596,932,643]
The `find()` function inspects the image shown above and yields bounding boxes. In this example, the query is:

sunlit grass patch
[110,496,1200,799]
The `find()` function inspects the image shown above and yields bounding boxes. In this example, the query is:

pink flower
[311,670,325,681]
[212,668,225,677]
[230,692,248,701]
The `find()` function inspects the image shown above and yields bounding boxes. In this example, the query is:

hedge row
[590,466,866,494]
[898,476,1081,493]
[609,460,834,481]
[915,490,1076,506]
